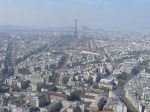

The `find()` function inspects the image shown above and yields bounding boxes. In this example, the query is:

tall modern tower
[74,19,78,38]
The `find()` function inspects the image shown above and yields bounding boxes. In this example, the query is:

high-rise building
[74,19,78,38]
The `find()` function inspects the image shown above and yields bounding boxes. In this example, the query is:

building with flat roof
[30,93,46,107]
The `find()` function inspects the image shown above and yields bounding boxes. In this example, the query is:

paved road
[4,38,13,76]
[102,47,150,112]
[114,75,138,112]
[113,65,149,112]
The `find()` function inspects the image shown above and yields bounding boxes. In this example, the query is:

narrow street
[4,38,13,76]
[113,64,149,112]
[102,47,150,112]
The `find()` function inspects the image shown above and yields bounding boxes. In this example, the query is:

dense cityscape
[0,19,149,112]
[0,0,150,112]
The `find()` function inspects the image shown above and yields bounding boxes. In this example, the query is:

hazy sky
[0,0,150,31]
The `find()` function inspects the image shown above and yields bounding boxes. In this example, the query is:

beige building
[98,83,114,90]
[30,82,45,92]
[125,90,138,109]
[30,93,46,107]
[17,80,29,89]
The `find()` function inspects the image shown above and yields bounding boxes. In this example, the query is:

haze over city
[0,1,150,112]
[0,0,150,32]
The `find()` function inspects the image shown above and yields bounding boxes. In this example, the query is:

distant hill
[0,25,35,30]
[0,25,63,31]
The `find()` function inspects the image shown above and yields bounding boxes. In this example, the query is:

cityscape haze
[0,0,150,32]
[0,0,150,112]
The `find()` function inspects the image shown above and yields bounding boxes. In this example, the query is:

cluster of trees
[145,68,150,73]
[58,54,69,68]
[100,87,109,93]
[72,90,86,101]
[117,72,128,80]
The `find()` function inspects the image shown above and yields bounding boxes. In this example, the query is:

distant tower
[74,19,78,38]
